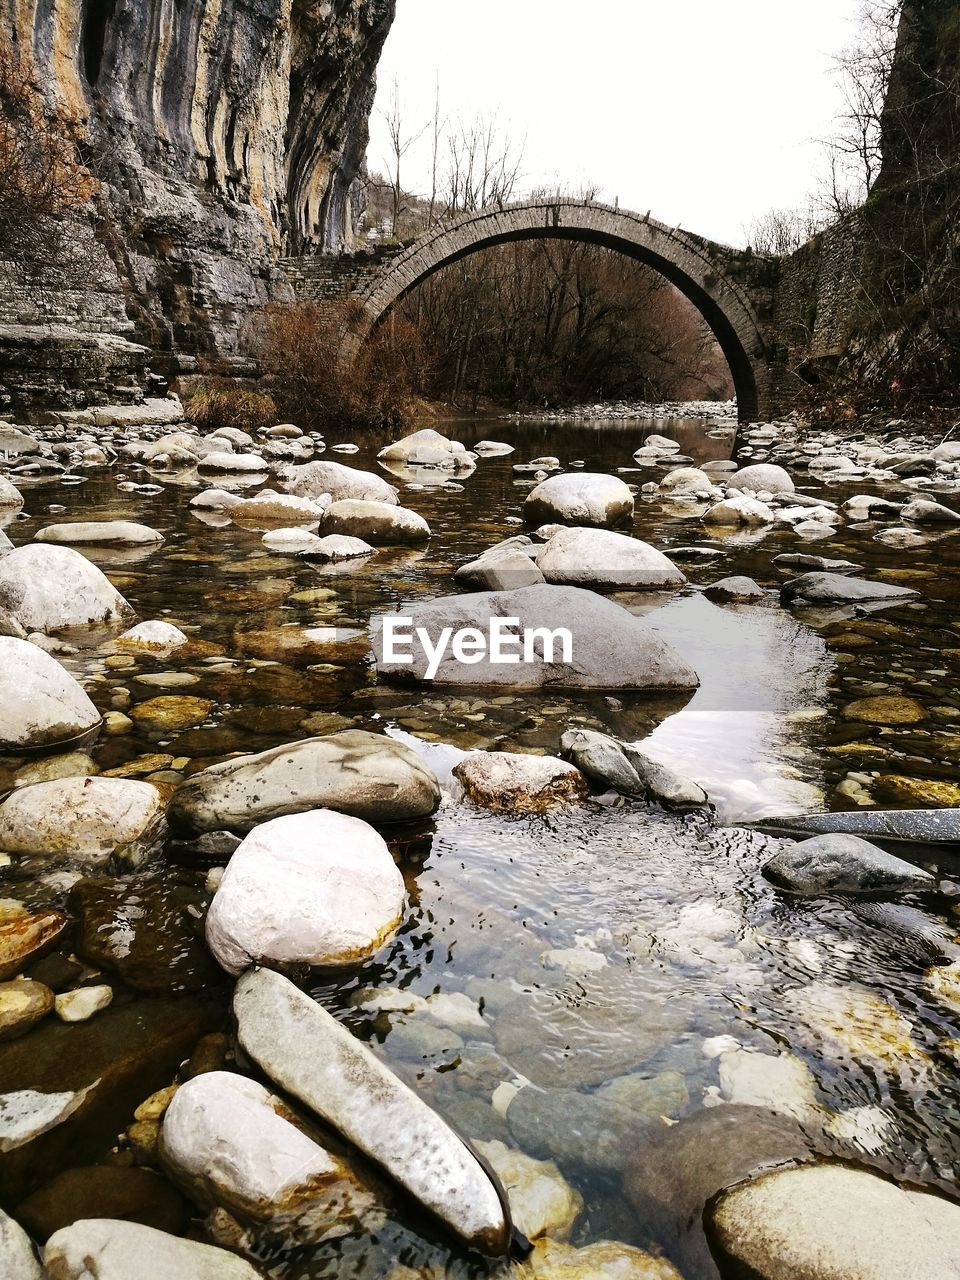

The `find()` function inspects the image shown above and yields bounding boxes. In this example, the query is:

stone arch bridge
[284,200,790,422]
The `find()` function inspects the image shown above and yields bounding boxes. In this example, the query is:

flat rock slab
[233,968,512,1255]
[35,522,163,546]
[750,808,960,849]
[781,572,920,607]
[43,1218,260,1279]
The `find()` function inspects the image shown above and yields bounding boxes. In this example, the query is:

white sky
[367,0,864,248]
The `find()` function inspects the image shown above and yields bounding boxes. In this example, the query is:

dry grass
[183,378,278,432]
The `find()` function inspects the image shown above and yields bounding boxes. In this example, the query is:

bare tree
[444,114,524,215]
[820,1,903,214]
[745,206,828,255]
[379,77,426,237]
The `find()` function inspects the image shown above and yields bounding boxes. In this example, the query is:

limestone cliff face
[1,0,395,368]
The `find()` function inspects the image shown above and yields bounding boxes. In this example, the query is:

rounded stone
[318,498,430,544]
[524,473,634,528]
[34,522,164,547]
[536,527,685,591]
[453,752,589,813]
[0,777,167,869]
[842,695,927,726]
[205,809,406,973]
[0,638,101,751]
[727,463,795,494]
[0,979,54,1041]
[0,545,134,633]
[42,1219,262,1279]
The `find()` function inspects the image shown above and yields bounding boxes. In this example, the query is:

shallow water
[5,413,960,1275]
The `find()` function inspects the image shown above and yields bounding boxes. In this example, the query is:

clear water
[5,413,960,1276]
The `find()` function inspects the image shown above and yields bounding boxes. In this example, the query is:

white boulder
[0,777,166,868]
[169,729,441,833]
[0,637,101,750]
[35,521,164,546]
[205,809,405,973]
[727,463,795,494]
[319,498,430,544]
[43,1219,261,1280]
[116,621,188,655]
[536,527,685,591]
[524,473,634,528]
[0,545,134,633]
[283,459,399,505]
[160,1071,378,1242]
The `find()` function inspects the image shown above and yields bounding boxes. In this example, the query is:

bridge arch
[344,201,777,422]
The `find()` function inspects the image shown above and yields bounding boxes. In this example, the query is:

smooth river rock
[780,571,920,607]
[233,967,513,1256]
[0,778,166,869]
[727,463,795,494]
[753,808,960,848]
[169,730,440,834]
[709,1162,960,1280]
[524,473,634,528]
[372,584,699,690]
[536,527,685,591]
[115,620,188,655]
[43,1218,262,1279]
[283,458,399,504]
[205,809,405,973]
[453,752,589,813]
[0,637,101,750]
[0,544,134,634]
[319,498,430,544]
[763,833,936,895]
[160,1071,378,1244]
[35,521,164,546]
[379,428,474,470]
[560,728,708,809]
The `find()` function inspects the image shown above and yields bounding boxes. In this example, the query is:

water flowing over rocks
[159,1071,379,1244]
[373,584,699,690]
[0,546,134,634]
[535,527,686,591]
[233,968,514,1255]
[0,638,101,750]
[169,730,440,834]
[763,833,936,894]
[524,474,634,528]
[453,753,589,813]
[43,1218,262,1279]
[709,1163,960,1280]
[205,810,405,973]
[283,460,399,505]
[0,778,166,869]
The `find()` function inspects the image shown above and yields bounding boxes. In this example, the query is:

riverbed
[4,411,960,1277]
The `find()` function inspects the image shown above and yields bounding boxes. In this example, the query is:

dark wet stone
[21,953,83,994]
[764,834,936,895]
[703,576,765,603]
[624,1106,812,1280]
[169,831,242,865]
[752,809,960,849]
[0,996,211,1200]
[68,876,220,993]
[15,1165,186,1241]
[225,705,307,735]
[184,1032,230,1078]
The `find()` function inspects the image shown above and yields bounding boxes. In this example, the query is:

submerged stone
[15,1165,185,1241]
[233,967,513,1256]
[781,572,920,607]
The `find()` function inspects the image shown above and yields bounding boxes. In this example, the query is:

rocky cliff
[1,0,395,386]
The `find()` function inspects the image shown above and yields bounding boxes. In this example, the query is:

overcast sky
[367,0,864,247]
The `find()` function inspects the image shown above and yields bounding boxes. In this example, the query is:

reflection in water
[6,413,960,1275]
